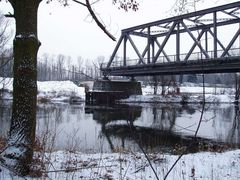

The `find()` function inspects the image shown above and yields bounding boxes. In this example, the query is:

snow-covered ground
[37,80,85,102]
[0,150,239,179]
[0,78,237,103]
[121,93,235,103]
[121,84,236,103]
[0,78,85,102]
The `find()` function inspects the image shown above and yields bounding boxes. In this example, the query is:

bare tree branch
[72,0,87,7]
[90,0,100,6]
[72,0,116,41]
[85,0,116,41]
[4,12,14,18]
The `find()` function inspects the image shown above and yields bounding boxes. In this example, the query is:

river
[0,100,239,153]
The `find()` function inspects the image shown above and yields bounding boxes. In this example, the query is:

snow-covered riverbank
[0,78,85,102]
[1,149,239,179]
[120,83,236,103]
[120,93,235,103]
[0,78,237,104]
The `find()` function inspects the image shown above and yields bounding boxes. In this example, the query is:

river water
[0,100,239,153]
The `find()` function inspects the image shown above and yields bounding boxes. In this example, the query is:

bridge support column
[87,80,142,104]
[93,80,142,95]
[130,76,136,82]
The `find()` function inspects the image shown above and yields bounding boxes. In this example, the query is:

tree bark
[1,0,41,175]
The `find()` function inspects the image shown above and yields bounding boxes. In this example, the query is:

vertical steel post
[152,38,155,63]
[213,11,217,58]
[205,30,208,53]
[147,27,151,64]
[176,22,180,62]
[123,35,127,66]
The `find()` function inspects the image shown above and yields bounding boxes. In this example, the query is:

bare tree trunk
[1,0,41,176]
[152,76,157,95]
[235,73,240,104]
[161,76,165,96]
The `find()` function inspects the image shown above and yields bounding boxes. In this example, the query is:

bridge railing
[101,48,240,69]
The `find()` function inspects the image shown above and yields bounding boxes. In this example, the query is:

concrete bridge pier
[86,79,142,104]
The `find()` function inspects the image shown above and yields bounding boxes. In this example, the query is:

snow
[41,150,240,180]
[0,78,85,102]
[15,33,37,40]
[121,94,234,103]
[37,80,85,102]
[0,78,13,91]
[0,150,239,179]
[141,84,234,95]
[121,85,236,103]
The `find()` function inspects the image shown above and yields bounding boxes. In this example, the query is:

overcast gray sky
[0,0,237,62]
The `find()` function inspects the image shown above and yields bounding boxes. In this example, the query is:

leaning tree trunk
[1,0,41,175]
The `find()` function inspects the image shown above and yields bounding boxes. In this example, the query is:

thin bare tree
[0,11,13,77]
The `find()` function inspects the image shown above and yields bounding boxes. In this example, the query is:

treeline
[1,53,106,82]
[38,54,105,81]
[138,73,236,87]
[0,11,13,78]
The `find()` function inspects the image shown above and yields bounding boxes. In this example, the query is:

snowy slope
[37,80,85,102]
[0,78,85,102]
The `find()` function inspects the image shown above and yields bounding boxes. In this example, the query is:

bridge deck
[101,56,240,76]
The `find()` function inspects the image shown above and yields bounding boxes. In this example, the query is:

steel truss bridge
[101,2,240,77]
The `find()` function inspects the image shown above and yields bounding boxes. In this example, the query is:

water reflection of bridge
[101,2,240,77]
[85,104,240,154]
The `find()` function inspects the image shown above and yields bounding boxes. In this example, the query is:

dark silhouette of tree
[0,0,41,176]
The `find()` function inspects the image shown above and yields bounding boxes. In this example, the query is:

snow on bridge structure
[101,1,240,77]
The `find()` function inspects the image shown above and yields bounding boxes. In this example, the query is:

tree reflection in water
[87,103,240,154]
[0,100,12,138]
[227,105,240,146]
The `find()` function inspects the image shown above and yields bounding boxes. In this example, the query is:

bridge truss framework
[101,1,240,77]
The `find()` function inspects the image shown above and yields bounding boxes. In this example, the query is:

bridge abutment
[86,80,142,104]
